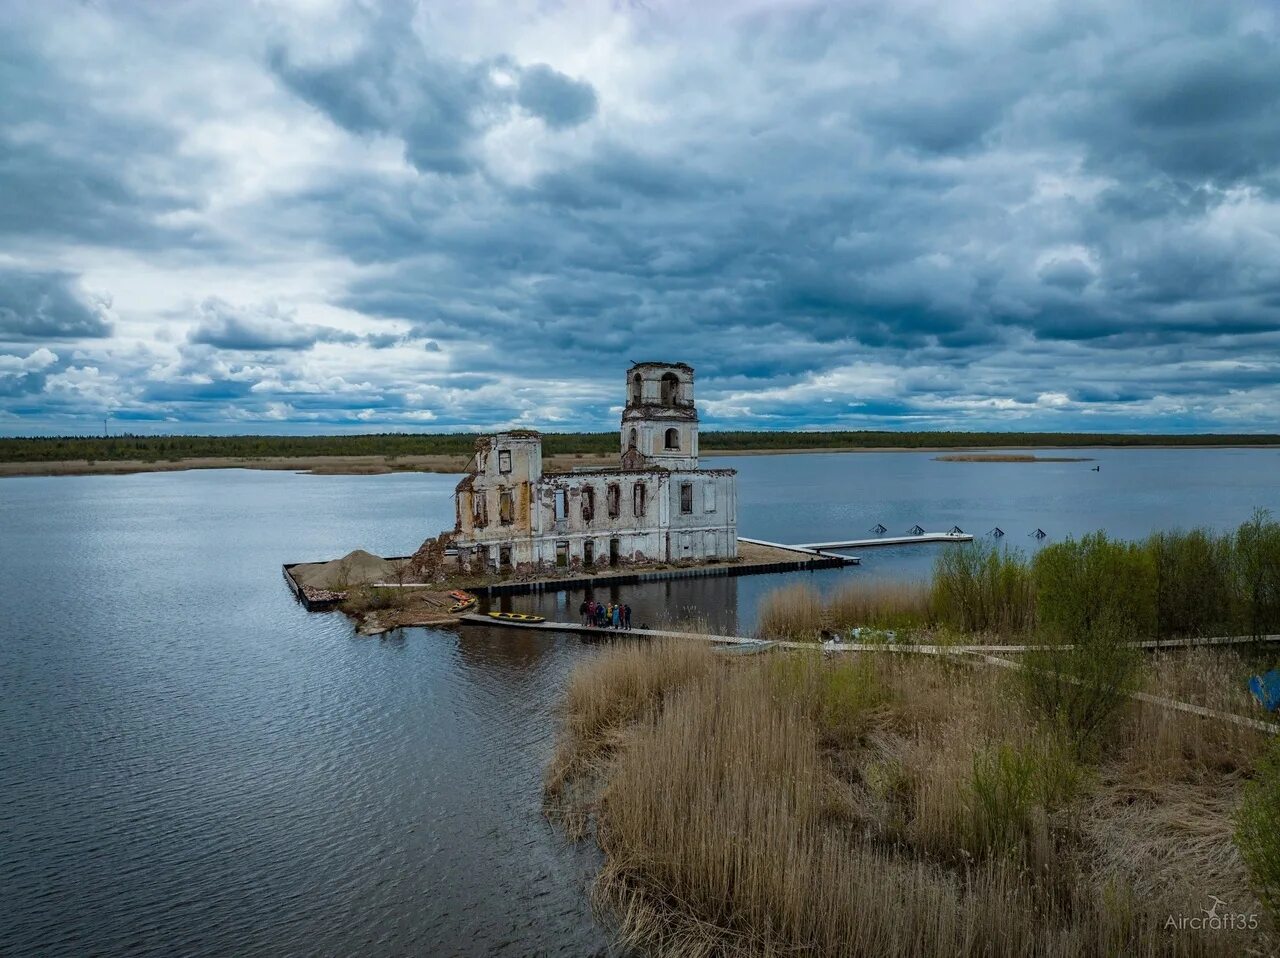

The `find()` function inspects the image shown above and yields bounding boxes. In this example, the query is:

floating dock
[795,532,973,550]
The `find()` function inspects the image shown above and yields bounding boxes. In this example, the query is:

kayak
[448,590,477,613]
[487,611,546,624]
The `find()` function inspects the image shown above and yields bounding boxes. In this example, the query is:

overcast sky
[3,0,1279,436]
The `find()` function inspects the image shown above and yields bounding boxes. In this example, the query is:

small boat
[448,590,477,614]
[487,611,546,624]
[445,591,476,614]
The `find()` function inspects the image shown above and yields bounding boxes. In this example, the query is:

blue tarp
[1249,670,1280,713]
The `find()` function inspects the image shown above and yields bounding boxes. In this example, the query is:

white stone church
[450,362,738,573]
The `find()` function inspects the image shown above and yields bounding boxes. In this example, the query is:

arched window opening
[628,427,638,449]
[660,372,680,406]
[630,373,643,405]
[664,427,680,450]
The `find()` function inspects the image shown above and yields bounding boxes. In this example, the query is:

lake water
[1,448,1277,955]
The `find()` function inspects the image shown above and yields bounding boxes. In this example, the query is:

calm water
[1,448,1277,955]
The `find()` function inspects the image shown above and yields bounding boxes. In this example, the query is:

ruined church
[450,362,738,574]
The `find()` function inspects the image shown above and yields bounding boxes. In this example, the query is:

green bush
[1233,509,1280,639]
[1145,528,1235,638]
[1235,738,1280,920]
[967,739,1083,858]
[1020,621,1141,758]
[931,542,1035,634]
[1033,532,1157,641]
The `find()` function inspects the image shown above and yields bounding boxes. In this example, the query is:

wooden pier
[794,531,973,550]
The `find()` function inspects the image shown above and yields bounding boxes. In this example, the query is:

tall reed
[826,579,933,631]
[755,582,825,640]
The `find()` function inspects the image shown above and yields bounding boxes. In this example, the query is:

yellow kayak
[487,611,546,623]
[448,591,478,614]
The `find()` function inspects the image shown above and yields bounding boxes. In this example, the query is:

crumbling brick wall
[407,531,457,582]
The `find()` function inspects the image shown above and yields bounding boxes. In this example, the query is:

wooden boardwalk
[460,614,1280,733]
[460,613,1278,654]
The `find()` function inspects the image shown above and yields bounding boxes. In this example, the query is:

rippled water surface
[1,448,1277,955]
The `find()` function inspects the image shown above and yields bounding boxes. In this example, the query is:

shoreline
[2,442,1277,478]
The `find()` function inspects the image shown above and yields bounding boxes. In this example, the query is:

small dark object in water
[1031,528,1047,539]
[1092,465,1101,472]
[989,527,1005,538]
[908,524,925,535]
[1249,670,1280,713]
[950,525,964,535]
[870,523,887,534]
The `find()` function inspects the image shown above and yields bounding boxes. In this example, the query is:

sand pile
[290,550,404,590]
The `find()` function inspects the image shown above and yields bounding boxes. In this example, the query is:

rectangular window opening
[499,488,514,525]
[607,484,620,518]
[555,541,569,568]
[633,482,647,518]
[704,483,716,513]
[554,489,568,521]
[680,482,694,514]
[498,450,512,473]
[581,486,594,523]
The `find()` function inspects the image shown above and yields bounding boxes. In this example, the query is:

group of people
[580,599,632,630]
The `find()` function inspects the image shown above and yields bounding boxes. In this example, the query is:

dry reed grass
[754,582,825,641]
[549,642,1275,957]
[544,639,715,837]
[755,580,933,641]
[826,579,933,631]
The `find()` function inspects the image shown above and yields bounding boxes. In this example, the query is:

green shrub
[967,739,1083,858]
[1145,528,1235,638]
[1235,738,1280,920]
[1020,621,1141,758]
[931,542,1035,634]
[1234,509,1280,639]
[1033,532,1157,641]
[1024,533,1150,754]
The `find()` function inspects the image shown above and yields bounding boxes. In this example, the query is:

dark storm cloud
[1076,31,1280,184]
[188,299,356,351]
[0,14,215,252]
[0,269,112,340]
[516,64,598,129]
[268,5,598,175]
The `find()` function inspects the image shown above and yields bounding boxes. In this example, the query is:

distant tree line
[0,430,1277,463]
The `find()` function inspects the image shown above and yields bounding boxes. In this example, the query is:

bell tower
[620,362,699,470]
